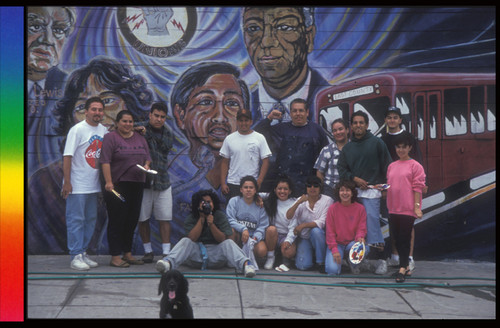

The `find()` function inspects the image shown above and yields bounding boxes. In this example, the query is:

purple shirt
[101,131,151,183]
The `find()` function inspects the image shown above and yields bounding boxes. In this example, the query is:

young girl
[226,176,272,266]
[386,133,426,283]
[325,180,367,275]
[262,175,297,269]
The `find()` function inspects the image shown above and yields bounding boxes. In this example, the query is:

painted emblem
[117,7,197,57]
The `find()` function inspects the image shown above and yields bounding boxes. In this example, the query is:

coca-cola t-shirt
[63,120,108,194]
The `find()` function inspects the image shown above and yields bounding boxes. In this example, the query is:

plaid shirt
[137,121,173,191]
[314,142,341,189]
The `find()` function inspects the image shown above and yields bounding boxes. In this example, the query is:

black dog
[158,269,193,319]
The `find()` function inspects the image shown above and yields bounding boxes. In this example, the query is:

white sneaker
[82,252,98,268]
[244,262,256,278]
[71,254,90,271]
[374,259,387,275]
[263,256,275,270]
[387,257,399,267]
[155,259,171,273]
[409,258,415,271]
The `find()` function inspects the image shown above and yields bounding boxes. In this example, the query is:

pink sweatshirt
[325,202,367,254]
[386,159,426,217]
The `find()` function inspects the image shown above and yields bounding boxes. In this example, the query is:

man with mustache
[27,6,77,176]
[172,62,250,190]
[242,7,328,125]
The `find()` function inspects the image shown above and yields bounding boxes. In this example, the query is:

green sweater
[338,131,392,185]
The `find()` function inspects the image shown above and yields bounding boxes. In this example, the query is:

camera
[201,201,212,215]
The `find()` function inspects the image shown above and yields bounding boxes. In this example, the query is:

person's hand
[143,162,151,171]
[293,223,304,236]
[333,252,342,264]
[415,208,423,219]
[353,177,368,189]
[256,195,264,208]
[206,214,214,226]
[298,194,308,204]
[221,183,229,195]
[61,181,72,199]
[241,229,250,244]
[105,182,114,192]
[282,241,292,251]
[267,109,282,121]
[134,126,146,135]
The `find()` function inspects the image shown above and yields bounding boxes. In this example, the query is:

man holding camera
[156,189,257,277]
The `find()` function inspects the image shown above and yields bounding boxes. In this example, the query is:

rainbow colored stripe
[0,6,24,322]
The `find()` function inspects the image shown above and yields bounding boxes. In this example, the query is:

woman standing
[262,175,297,269]
[325,180,367,275]
[286,176,333,273]
[315,118,350,196]
[101,110,152,267]
[386,133,426,282]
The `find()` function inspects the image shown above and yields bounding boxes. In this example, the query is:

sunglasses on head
[306,183,320,188]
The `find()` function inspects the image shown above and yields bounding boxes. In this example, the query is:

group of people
[62,92,426,283]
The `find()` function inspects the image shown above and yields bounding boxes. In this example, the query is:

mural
[26,6,496,260]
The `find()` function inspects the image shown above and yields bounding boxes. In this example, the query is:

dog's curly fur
[158,269,193,319]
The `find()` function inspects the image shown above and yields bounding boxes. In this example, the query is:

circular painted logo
[117,7,197,58]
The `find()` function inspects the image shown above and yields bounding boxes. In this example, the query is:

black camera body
[201,201,212,215]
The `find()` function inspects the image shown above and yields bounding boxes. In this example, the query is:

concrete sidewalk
[27,255,495,319]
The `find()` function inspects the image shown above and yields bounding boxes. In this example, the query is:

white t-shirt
[63,120,108,194]
[219,130,272,185]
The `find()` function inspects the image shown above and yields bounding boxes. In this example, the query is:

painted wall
[26,6,496,255]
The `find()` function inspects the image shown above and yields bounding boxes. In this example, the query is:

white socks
[144,242,153,254]
[162,243,171,255]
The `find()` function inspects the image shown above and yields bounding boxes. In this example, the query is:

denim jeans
[295,227,327,270]
[359,197,385,245]
[65,193,99,259]
[164,238,250,272]
[325,241,371,275]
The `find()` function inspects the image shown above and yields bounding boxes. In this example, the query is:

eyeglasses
[306,183,320,188]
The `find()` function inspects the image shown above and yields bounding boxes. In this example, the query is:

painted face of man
[27,7,73,79]
[243,7,315,88]
[73,74,128,130]
[175,74,244,150]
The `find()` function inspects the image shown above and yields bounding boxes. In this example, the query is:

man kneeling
[156,189,256,278]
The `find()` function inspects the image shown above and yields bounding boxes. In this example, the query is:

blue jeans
[295,227,327,270]
[359,197,385,245]
[325,241,371,275]
[65,193,99,259]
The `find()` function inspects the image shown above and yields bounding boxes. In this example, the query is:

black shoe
[141,252,154,263]
[317,263,326,274]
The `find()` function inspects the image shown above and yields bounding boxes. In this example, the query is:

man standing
[382,106,423,164]
[61,96,107,270]
[338,111,392,273]
[220,108,272,200]
[242,7,328,124]
[255,98,328,195]
[136,102,174,262]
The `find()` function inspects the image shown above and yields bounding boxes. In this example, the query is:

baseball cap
[237,108,252,120]
[385,106,402,117]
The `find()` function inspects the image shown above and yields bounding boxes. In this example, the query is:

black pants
[388,214,415,269]
[103,181,144,256]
